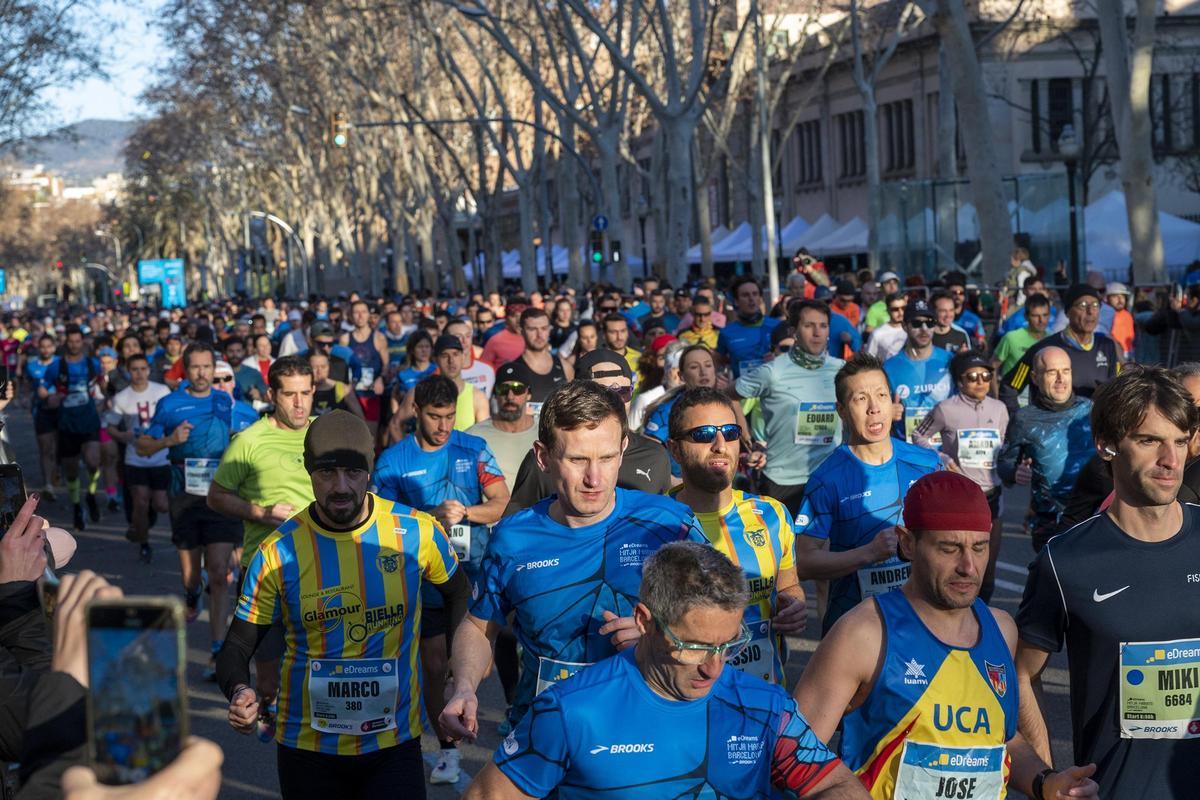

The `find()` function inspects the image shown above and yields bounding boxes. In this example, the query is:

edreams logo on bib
[589,743,655,755]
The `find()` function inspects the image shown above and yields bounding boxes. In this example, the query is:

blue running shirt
[373,430,505,606]
[796,441,940,633]
[472,488,706,722]
[883,348,953,442]
[496,649,840,798]
[145,388,258,493]
[719,317,781,378]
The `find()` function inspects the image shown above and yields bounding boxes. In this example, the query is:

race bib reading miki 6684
[308,658,399,736]
[893,741,1005,800]
[1120,637,1200,739]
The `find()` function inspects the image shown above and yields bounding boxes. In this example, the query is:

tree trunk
[663,117,695,287]
[557,144,585,289]
[517,179,538,295]
[862,89,882,274]
[651,130,669,279]
[693,136,714,280]
[596,128,629,290]
[417,222,436,292]
[936,45,958,269]
[1096,0,1164,283]
[392,223,409,295]
[923,0,1011,284]
[747,104,766,281]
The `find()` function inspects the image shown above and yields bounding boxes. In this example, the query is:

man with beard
[218,410,471,797]
[667,387,807,684]
[794,472,1099,800]
[207,355,317,737]
[467,378,538,489]
[1016,367,1200,799]
[374,375,510,786]
[884,299,953,443]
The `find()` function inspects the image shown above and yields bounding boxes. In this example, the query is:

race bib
[894,741,1006,800]
[184,458,220,497]
[535,657,591,696]
[308,658,399,736]
[1120,638,1200,739]
[957,428,1001,470]
[726,619,775,683]
[795,402,838,445]
[449,524,471,563]
[355,367,376,393]
[62,391,89,409]
[525,401,544,417]
[904,405,939,445]
[857,557,910,598]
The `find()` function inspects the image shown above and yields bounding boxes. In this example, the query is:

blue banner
[137,259,186,308]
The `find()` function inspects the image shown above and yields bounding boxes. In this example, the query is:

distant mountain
[19,119,136,182]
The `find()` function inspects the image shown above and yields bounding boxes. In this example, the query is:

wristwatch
[1032,767,1058,800]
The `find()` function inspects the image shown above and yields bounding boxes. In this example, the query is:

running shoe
[256,700,278,743]
[429,748,461,785]
[73,504,85,531]
[139,543,153,564]
[85,493,100,522]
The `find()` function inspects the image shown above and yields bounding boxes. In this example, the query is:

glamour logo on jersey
[985,661,1007,697]
[348,602,406,642]
[303,591,363,633]
[903,658,928,685]
[589,743,654,755]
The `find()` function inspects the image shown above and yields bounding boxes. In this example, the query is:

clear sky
[41,0,165,125]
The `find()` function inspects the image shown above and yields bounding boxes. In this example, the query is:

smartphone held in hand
[86,597,187,785]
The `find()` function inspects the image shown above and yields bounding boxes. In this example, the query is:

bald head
[1034,346,1073,403]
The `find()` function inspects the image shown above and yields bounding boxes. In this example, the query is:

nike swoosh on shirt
[1093,586,1131,602]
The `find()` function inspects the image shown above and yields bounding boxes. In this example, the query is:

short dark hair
[182,342,216,369]
[1022,273,1042,290]
[602,312,627,330]
[835,352,891,405]
[1025,294,1051,311]
[1091,365,1198,451]
[64,324,82,338]
[520,307,549,327]
[538,380,628,452]
[414,374,458,409]
[268,355,313,392]
[222,336,246,352]
[730,275,760,296]
[126,353,150,368]
[405,330,434,366]
[787,299,831,327]
[667,387,735,440]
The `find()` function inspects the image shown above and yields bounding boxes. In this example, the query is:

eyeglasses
[603,384,634,403]
[908,320,935,330]
[214,376,235,384]
[496,381,529,396]
[654,614,752,665]
[962,371,992,383]
[1072,301,1101,311]
[315,340,334,348]
[674,423,742,444]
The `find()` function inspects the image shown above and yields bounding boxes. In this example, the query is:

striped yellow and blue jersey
[672,487,796,684]
[841,590,1017,799]
[235,493,459,754]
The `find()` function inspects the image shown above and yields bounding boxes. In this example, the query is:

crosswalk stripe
[997,561,1028,576]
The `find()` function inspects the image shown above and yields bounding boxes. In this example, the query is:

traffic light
[610,240,622,263]
[590,232,604,265]
[331,112,350,148]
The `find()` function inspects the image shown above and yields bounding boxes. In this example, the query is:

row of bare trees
[111,0,1168,300]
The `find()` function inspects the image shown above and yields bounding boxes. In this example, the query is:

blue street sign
[592,214,609,232]
[0,269,7,295]
[138,258,187,308]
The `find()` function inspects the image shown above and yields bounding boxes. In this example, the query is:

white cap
[1106,282,1130,296]
[879,271,901,284]
[214,360,234,375]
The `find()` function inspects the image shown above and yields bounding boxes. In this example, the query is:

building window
[794,120,822,186]
[837,110,865,178]
[1030,80,1041,153]
[1152,73,1174,154]
[882,99,915,172]
[1047,78,1074,149]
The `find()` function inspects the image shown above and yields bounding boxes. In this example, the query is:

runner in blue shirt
[136,342,258,679]
[39,325,103,530]
[718,276,780,378]
[24,333,61,500]
[463,542,865,799]
[795,353,941,634]
[882,300,953,442]
[373,374,509,785]
[440,380,706,740]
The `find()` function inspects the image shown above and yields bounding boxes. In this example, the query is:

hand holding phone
[51,571,124,688]
[0,492,46,584]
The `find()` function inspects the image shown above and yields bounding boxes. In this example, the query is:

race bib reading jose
[894,741,1005,800]
[308,658,399,736]
[957,428,1001,470]
[1120,637,1200,739]
[726,619,775,684]
[795,402,838,445]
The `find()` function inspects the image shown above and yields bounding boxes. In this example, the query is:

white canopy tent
[1084,191,1200,280]
[790,214,842,250]
[808,217,869,256]
[685,225,733,264]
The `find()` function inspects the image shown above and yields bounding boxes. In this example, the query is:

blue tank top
[841,591,1018,799]
[347,331,383,395]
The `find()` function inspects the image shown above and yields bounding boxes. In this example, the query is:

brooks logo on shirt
[590,743,654,755]
[516,559,560,571]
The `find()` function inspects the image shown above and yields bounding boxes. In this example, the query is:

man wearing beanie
[999,283,1119,416]
[795,471,1099,800]
[504,350,671,511]
[216,410,472,798]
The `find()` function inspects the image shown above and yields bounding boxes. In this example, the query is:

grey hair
[639,542,748,626]
[785,272,807,292]
[1174,362,1200,382]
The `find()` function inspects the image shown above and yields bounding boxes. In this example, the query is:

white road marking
[997,561,1028,576]
[994,578,1026,594]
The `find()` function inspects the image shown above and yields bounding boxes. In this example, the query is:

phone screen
[0,465,25,530]
[87,603,185,785]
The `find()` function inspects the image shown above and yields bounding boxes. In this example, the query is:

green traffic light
[592,252,603,263]
[333,133,348,148]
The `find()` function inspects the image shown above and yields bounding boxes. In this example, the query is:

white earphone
[1103,446,1117,457]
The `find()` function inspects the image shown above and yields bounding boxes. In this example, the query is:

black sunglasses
[675,423,741,444]
[908,320,935,330]
[603,384,634,403]
[496,381,529,396]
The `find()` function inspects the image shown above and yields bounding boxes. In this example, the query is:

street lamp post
[773,196,785,274]
[95,230,122,300]
[636,196,650,278]
[1057,124,1081,286]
